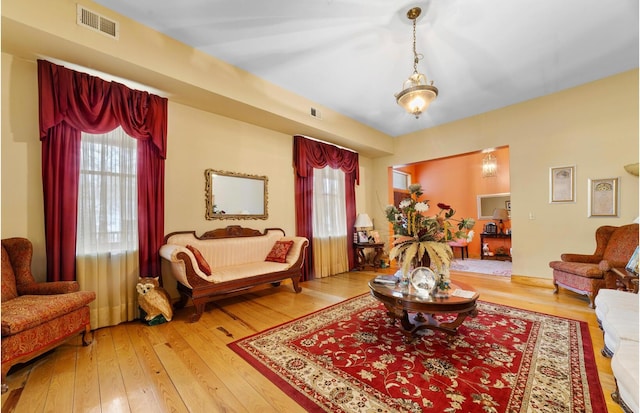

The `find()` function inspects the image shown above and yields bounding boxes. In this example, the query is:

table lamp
[354,213,373,242]
[492,208,509,234]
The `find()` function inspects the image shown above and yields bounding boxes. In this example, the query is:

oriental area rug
[229,294,606,413]
[449,258,512,277]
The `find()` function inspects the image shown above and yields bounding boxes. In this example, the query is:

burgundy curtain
[38,60,167,281]
[293,135,359,280]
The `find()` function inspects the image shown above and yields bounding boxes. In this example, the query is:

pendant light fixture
[395,7,438,118]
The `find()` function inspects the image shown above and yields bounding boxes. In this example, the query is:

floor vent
[77,5,119,39]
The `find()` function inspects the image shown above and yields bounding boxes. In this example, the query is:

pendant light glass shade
[396,74,438,118]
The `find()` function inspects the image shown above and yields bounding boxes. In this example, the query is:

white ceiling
[94,0,638,137]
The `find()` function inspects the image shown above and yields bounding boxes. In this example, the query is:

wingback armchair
[1,238,96,392]
[549,224,639,308]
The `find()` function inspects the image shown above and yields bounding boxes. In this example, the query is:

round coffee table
[368,278,479,341]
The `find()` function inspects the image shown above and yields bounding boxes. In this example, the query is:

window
[393,170,411,190]
[76,127,138,254]
[313,166,347,238]
[312,166,348,277]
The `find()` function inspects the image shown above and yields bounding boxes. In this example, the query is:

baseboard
[511,274,555,289]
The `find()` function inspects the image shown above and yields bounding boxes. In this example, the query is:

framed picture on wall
[588,177,619,217]
[549,165,575,203]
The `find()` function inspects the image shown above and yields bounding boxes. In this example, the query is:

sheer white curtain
[312,166,348,277]
[76,127,139,329]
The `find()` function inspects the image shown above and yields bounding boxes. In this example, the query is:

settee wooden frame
[163,226,308,322]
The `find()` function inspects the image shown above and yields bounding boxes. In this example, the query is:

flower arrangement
[385,183,475,286]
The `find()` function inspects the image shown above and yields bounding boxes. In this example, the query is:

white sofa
[594,288,639,412]
[160,226,308,322]
[611,340,639,413]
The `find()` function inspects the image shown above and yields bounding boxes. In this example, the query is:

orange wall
[393,147,511,258]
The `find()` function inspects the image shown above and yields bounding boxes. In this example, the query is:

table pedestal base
[383,305,478,342]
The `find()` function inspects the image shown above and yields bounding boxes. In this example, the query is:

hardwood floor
[1,269,624,412]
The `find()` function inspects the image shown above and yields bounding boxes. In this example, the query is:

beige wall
[372,70,639,279]
[2,0,638,283]
[1,52,377,282]
[1,53,47,278]
[165,102,298,236]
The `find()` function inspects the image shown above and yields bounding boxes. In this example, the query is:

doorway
[390,146,511,262]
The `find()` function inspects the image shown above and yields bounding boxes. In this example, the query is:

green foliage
[386,184,475,275]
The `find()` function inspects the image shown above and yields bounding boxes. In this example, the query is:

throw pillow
[265,240,294,263]
[186,245,212,275]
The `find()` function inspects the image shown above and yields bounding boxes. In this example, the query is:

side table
[612,267,639,293]
[354,242,385,271]
[480,232,512,261]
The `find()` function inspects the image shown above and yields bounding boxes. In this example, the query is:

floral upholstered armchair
[549,224,639,308]
[1,238,96,393]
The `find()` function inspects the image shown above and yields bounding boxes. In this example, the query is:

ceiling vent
[310,107,322,120]
[77,5,119,39]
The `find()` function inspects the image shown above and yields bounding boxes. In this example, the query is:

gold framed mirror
[205,169,268,220]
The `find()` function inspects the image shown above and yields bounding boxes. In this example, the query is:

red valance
[293,135,359,184]
[38,60,167,158]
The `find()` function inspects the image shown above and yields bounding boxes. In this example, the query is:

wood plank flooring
[1,269,624,412]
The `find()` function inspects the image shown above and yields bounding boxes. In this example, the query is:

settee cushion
[1,247,18,303]
[265,240,294,263]
[1,292,96,336]
[186,245,212,275]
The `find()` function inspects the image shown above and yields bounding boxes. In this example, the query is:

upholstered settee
[594,288,639,412]
[549,224,639,307]
[1,238,96,393]
[160,226,308,322]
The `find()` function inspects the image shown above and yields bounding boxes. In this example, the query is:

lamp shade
[492,208,509,221]
[354,213,373,229]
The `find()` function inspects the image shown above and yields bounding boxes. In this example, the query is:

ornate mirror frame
[205,169,268,220]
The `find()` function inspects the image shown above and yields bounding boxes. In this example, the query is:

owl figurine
[136,277,173,322]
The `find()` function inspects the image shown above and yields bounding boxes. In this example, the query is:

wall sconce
[482,152,497,177]
[624,163,639,176]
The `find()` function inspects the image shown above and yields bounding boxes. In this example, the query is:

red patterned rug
[229,294,606,412]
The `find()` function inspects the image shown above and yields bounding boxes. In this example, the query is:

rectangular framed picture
[357,231,369,243]
[369,230,381,243]
[505,200,511,211]
[588,177,619,217]
[549,165,575,203]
